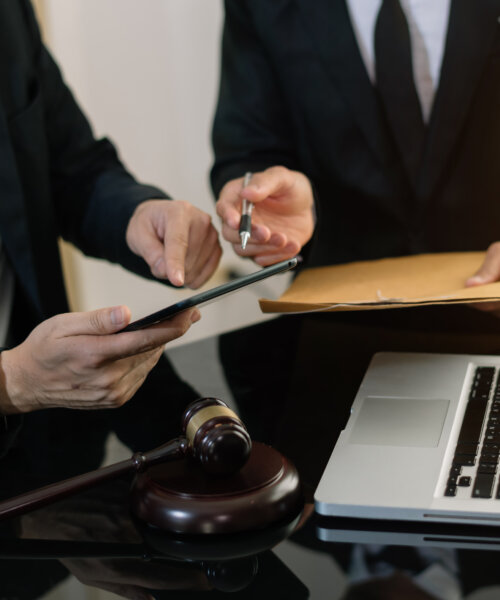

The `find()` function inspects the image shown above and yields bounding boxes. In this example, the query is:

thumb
[242,166,295,203]
[63,305,132,336]
[466,245,500,287]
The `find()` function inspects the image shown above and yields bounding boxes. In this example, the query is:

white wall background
[40,0,289,349]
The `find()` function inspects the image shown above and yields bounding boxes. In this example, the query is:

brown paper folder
[259,252,500,314]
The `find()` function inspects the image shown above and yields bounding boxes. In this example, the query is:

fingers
[54,305,132,337]
[125,200,172,280]
[185,240,222,289]
[216,167,314,264]
[1,307,201,413]
[129,215,170,280]
[252,241,301,266]
[91,308,201,361]
[221,222,283,248]
[240,165,297,203]
[94,346,165,409]
[469,301,500,314]
[126,199,222,289]
[161,200,192,286]
[216,177,246,229]
[180,214,222,288]
[466,242,500,286]
[221,219,298,264]
[58,307,199,362]
[52,346,165,410]
[216,166,295,228]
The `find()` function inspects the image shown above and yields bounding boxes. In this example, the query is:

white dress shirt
[346,0,451,122]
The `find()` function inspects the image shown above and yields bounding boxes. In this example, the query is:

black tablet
[120,257,298,332]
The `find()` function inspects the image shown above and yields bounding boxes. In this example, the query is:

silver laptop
[316,515,500,550]
[315,352,500,525]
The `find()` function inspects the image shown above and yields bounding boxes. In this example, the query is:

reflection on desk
[0,478,308,599]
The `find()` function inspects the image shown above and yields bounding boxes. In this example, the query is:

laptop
[314,352,500,525]
[316,514,500,551]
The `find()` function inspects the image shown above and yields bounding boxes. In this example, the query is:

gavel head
[181,398,252,476]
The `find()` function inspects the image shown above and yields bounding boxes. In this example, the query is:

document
[259,252,500,314]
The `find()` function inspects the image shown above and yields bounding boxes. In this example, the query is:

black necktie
[374,0,426,184]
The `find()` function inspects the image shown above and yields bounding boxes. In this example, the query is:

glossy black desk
[4,308,500,599]
[3,481,500,599]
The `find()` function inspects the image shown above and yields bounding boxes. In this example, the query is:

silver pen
[238,172,253,250]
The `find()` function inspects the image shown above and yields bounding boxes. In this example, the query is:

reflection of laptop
[315,352,500,525]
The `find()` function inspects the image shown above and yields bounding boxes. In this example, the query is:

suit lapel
[418,0,500,201]
[294,0,393,165]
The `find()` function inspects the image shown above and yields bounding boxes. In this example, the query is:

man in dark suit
[0,0,222,481]
[211,0,500,486]
[212,0,500,276]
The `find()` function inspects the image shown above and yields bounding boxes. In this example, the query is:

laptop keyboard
[445,366,500,499]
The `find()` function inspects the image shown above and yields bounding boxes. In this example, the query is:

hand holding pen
[239,172,254,249]
[216,166,315,265]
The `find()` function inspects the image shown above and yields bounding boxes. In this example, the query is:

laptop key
[478,463,497,474]
[458,407,488,444]
[479,453,499,464]
[473,473,495,498]
[453,455,475,466]
[483,443,500,451]
[458,476,471,487]
[455,443,478,455]
[444,484,457,497]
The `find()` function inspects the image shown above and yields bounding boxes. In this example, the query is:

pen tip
[240,231,250,250]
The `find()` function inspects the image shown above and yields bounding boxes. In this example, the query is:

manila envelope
[259,252,500,314]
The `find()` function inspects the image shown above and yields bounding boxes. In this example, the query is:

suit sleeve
[21,0,168,278]
[0,414,23,461]
[211,0,300,197]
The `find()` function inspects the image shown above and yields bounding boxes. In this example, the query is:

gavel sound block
[0,398,304,535]
[132,440,302,535]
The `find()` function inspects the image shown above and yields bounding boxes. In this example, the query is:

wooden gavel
[0,398,252,521]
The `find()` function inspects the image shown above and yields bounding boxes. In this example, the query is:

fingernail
[190,309,201,323]
[173,270,184,286]
[110,306,126,326]
[467,276,483,286]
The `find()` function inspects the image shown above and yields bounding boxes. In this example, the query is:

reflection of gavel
[0,398,251,521]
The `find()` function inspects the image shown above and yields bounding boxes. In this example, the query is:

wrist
[0,349,28,414]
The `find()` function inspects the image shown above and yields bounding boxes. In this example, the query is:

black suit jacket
[212,0,500,268]
[0,0,167,329]
[213,0,500,522]
[0,1,202,467]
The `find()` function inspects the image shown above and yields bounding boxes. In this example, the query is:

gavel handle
[0,437,188,521]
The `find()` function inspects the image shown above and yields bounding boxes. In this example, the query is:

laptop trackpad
[349,397,450,447]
